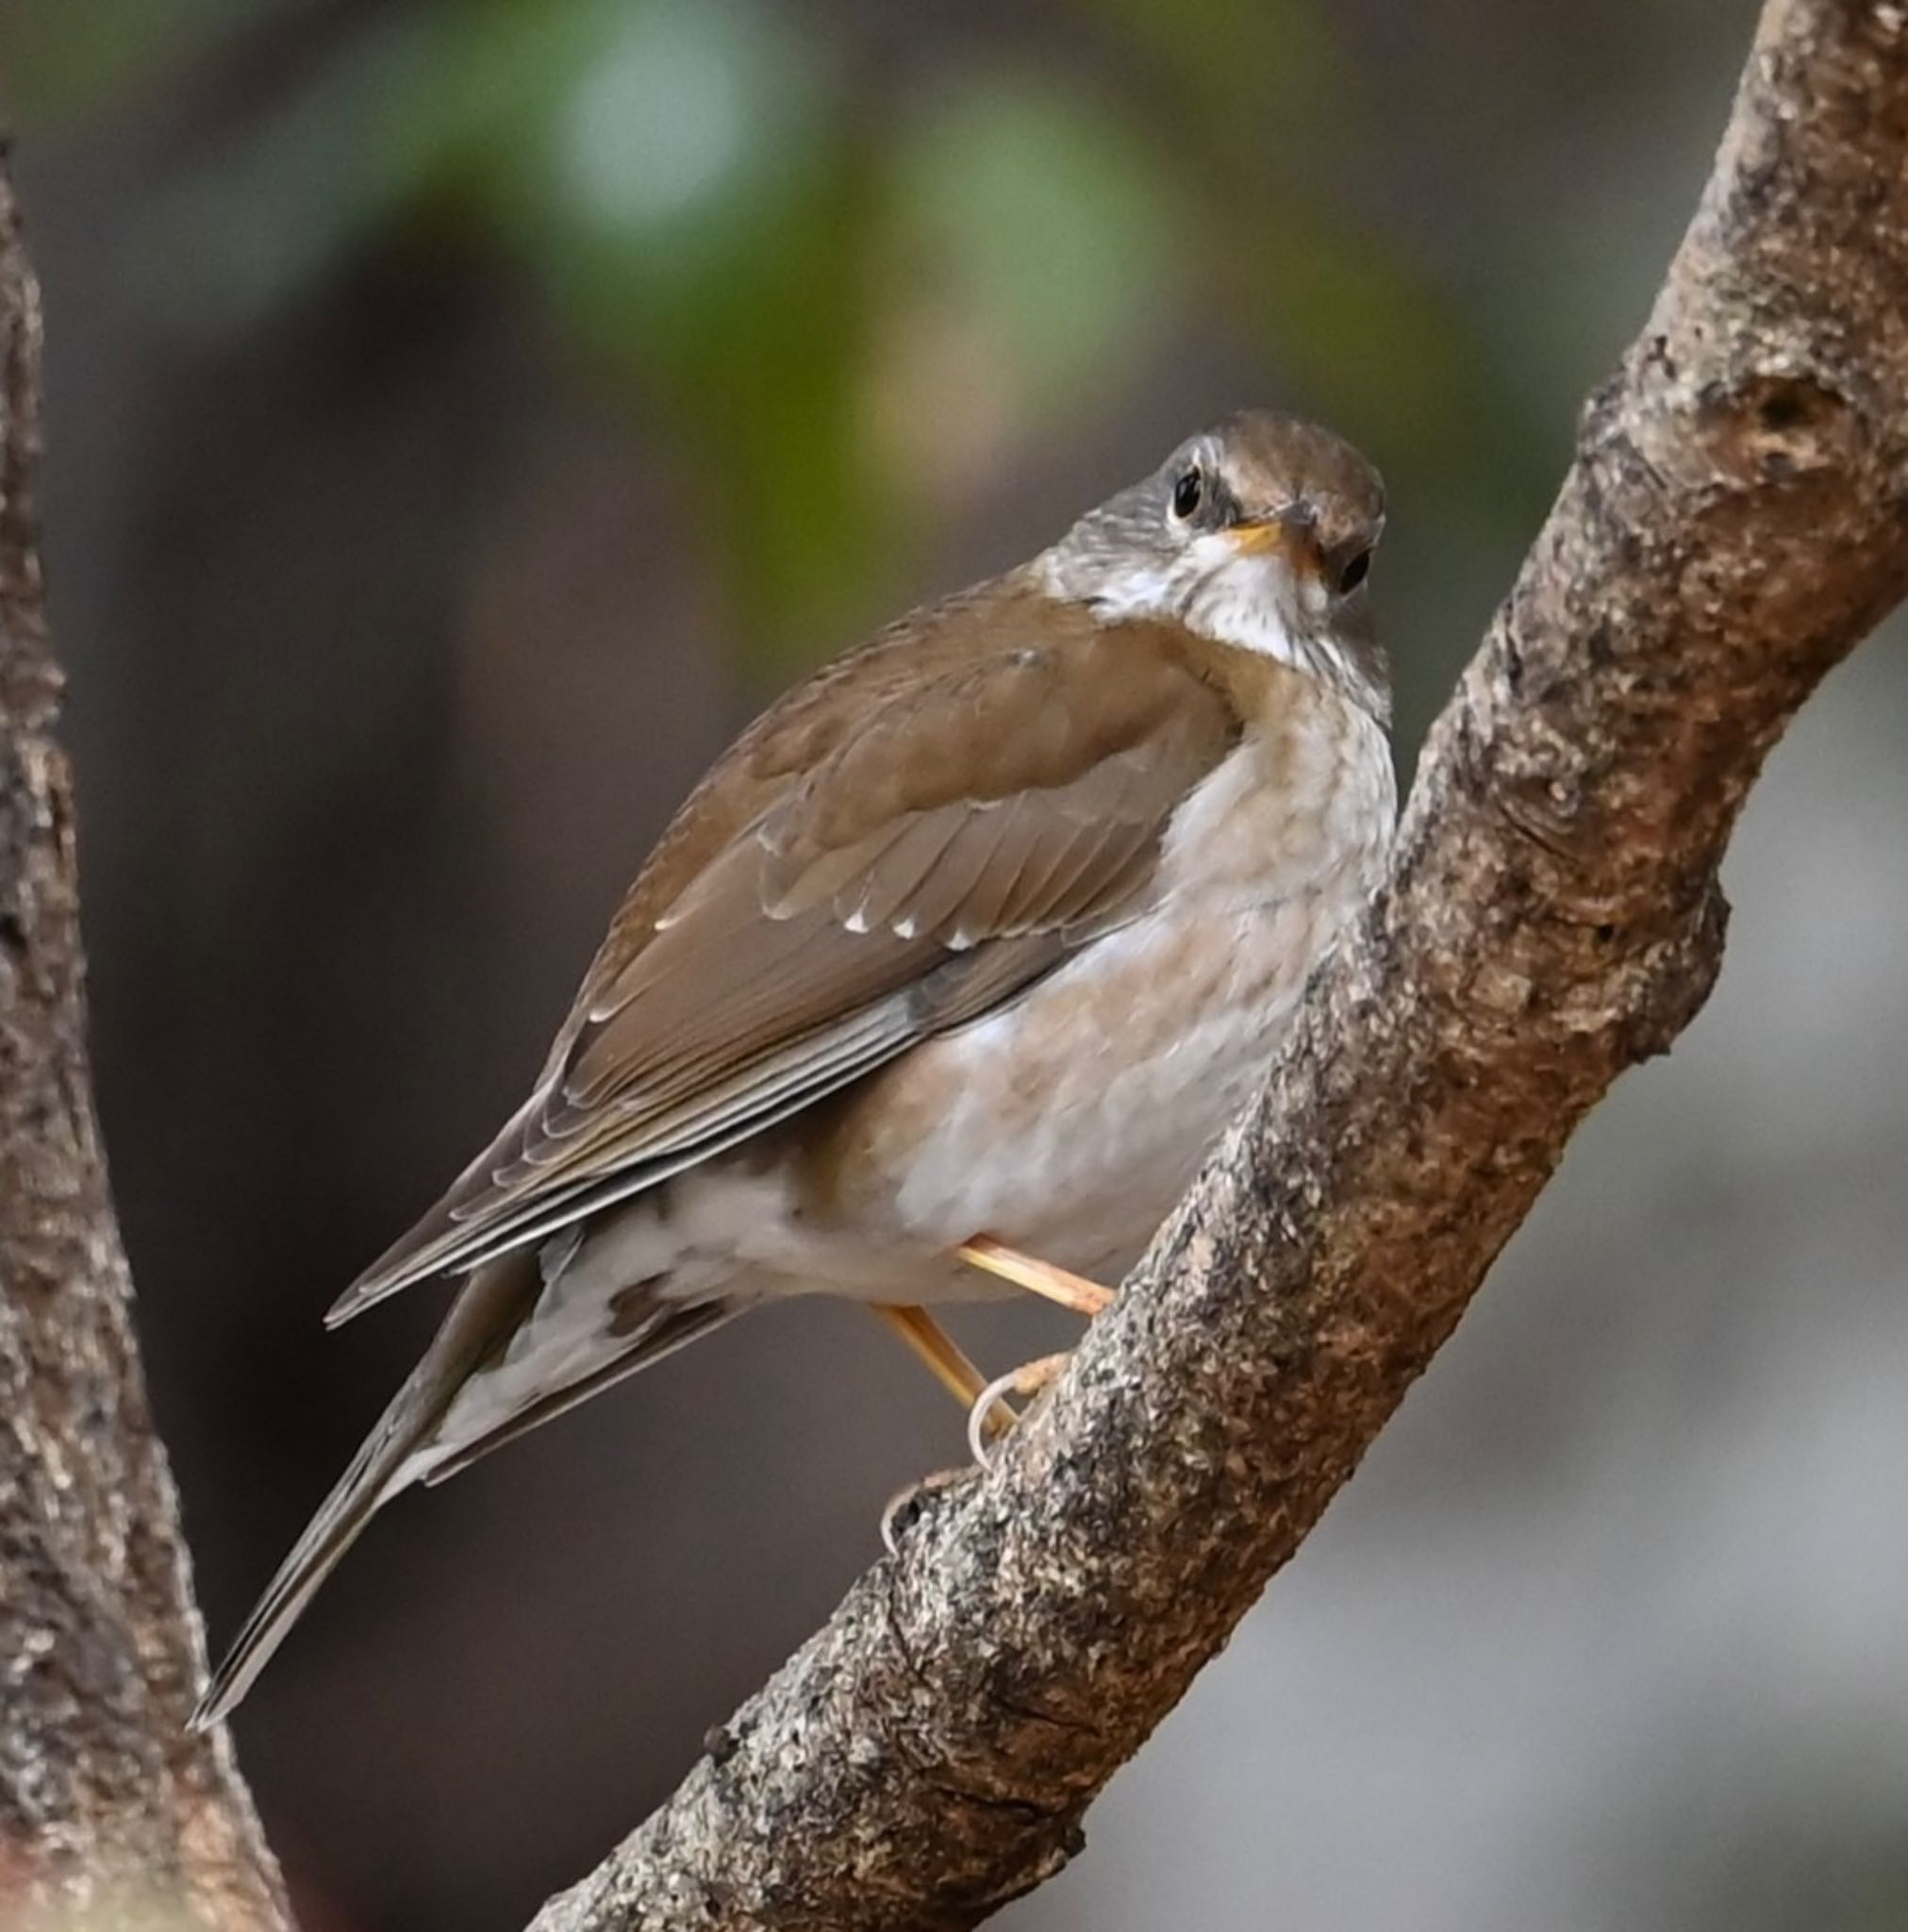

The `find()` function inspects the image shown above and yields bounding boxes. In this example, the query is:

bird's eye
[1170,466,1204,521]
[1336,549,1371,594]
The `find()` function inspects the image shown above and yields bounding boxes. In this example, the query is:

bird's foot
[966,1351,1072,1467]
[870,1303,1018,1439]
[880,1344,1069,1552]
[871,1261,1104,1547]
[880,1465,974,1555]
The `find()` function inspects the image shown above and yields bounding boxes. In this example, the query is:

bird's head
[1041,410,1389,720]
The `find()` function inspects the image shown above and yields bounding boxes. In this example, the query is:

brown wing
[328,582,1235,1324]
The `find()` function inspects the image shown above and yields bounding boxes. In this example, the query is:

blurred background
[7,0,1908,1926]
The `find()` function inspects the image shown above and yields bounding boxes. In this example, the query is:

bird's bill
[1223,516,1320,574]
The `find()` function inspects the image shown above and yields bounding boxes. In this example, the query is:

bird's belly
[749,705,1396,1302]
[777,888,1353,1300]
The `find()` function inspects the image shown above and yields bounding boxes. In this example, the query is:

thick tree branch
[528,4,1908,1927]
[0,158,291,1930]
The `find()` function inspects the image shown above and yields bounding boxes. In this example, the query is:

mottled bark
[528,4,1908,1928]
[0,158,291,1930]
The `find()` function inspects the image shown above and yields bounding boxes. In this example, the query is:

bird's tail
[190,1253,539,1732]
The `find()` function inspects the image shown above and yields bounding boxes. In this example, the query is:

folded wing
[329,594,1234,1324]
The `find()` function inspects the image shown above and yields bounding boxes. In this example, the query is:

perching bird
[194,409,1395,1728]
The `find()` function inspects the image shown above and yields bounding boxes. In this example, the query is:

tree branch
[527,4,1908,1927]
[0,157,291,1930]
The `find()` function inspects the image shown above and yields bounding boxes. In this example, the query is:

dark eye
[1336,548,1371,594]
[1170,465,1203,521]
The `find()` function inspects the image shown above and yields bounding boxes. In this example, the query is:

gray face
[1041,410,1390,717]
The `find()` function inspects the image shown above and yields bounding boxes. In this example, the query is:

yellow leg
[955,1235,1116,1316]
[870,1303,1016,1441]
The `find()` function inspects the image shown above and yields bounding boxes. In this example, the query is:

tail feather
[190,1254,540,1731]
[190,1402,410,1731]
[420,1297,737,1488]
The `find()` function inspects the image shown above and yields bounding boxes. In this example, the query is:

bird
[192,408,1396,1729]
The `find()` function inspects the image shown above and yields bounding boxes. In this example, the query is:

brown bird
[193,408,1395,1728]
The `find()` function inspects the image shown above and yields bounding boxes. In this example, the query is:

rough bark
[0,157,292,1930]
[527,3,1908,1927]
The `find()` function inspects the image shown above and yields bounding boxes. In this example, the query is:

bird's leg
[871,1305,1027,1555]
[954,1235,1115,1316]
[875,1249,1115,1549]
[950,1236,1117,1465]
[870,1303,1017,1441]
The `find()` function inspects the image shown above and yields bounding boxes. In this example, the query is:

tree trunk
[0,156,291,1932]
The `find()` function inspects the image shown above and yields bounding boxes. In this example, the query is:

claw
[966,1351,1071,1468]
[880,1466,971,1554]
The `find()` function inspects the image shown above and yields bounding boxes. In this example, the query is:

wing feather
[329,591,1236,1325]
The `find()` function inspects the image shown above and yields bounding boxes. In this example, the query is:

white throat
[1037,537,1388,724]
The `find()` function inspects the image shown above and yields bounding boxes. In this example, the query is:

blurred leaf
[390,0,820,240]
[0,0,269,127]
[549,162,892,669]
[1219,210,1478,447]
[130,0,1544,677]
[1077,0,1548,509]
[146,0,888,664]
[1084,0,1345,147]
[141,11,448,334]
[476,0,887,662]
[883,76,1178,418]
[494,0,835,333]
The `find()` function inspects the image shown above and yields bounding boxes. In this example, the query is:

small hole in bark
[1595,923,1616,941]
[1758,389,1812,431]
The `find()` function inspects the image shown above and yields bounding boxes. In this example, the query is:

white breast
[768,690,1398,1300]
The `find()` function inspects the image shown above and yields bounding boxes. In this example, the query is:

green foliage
[0,0,263,123]
[403,0,882,656]
[886,76,1179,417]
[14,0,1538,677]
